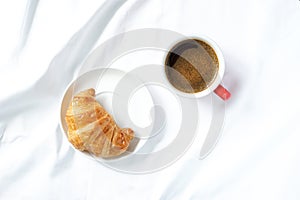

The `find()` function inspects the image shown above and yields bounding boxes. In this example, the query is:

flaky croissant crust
[65,88,134,158]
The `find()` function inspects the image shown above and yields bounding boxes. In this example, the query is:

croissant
[65,88,134,158]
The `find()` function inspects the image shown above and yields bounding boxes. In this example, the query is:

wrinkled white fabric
[1,0,300,199]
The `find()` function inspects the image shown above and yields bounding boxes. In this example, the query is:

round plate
[60,68,154,160]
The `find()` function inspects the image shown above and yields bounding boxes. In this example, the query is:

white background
[1,0,300,199]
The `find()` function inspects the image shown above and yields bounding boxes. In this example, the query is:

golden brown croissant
[65,88,134,158]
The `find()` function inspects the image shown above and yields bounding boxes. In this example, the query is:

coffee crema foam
[165,39,219,93]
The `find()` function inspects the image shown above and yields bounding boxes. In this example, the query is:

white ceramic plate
[60,68,154,160]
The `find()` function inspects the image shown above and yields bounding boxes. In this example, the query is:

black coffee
[165,39,219,93]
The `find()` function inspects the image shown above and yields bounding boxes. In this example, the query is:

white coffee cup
[163,36,231,100]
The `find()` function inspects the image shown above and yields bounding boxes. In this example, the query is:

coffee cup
[164,36,230,100]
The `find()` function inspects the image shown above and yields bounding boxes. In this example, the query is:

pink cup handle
[214,85,231,101]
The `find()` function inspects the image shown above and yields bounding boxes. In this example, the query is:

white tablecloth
[1,0,300,199]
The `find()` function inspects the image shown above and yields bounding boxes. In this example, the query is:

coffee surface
[165,39,219,93]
